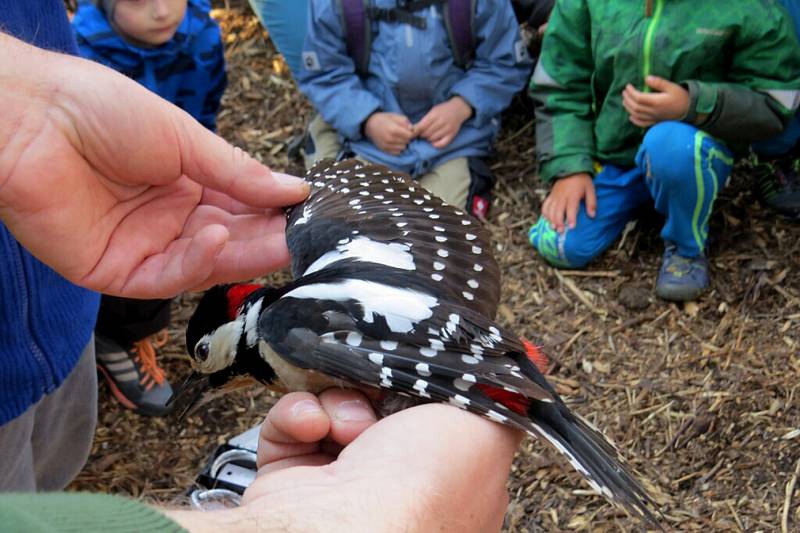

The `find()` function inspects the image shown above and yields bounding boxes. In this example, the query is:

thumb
[174,110,309,208]
[645,75,673,93]
[390,113,413,130]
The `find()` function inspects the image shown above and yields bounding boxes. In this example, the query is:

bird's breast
[258,340,349,393]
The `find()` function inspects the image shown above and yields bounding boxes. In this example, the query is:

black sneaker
[753,153,800,220]
[95,330,173,416]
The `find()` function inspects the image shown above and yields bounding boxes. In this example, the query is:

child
[72,0,227,415]
[528,1,800,302]
[297,0,532,217]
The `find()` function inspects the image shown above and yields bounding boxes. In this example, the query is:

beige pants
[0,339,97,491]
[304,114,471,209]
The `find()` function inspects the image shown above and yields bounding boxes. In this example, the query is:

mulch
[69,2,800,531]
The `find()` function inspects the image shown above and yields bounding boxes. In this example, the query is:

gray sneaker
[655,244,709,302]
[95,331,174,416]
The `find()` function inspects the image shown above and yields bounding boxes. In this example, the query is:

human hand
[241,389,519,532]
[622,75,690,128]
[364,112,415,155]
[537,22,548,38]
[541,172,596,233]
[0,34,309,299]
[255,389,379,473]
[413,96,473,149]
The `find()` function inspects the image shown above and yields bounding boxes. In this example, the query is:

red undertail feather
[226,284,262,320]
[476,384,530,416]
[521,337,550,374]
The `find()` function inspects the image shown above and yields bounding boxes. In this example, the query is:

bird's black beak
[167,371,212,421]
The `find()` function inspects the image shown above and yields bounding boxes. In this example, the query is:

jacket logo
[696,28,731,37]
[302,51,321,71]
[514,39,530,63]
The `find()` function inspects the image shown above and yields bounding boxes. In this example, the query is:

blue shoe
[655,244,709,302]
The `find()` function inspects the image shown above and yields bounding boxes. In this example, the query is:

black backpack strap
[338,0,373,76]
[442,0,476,69]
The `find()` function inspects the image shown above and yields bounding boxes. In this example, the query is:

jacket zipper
[642,0,664,91]
[11,240,56,390]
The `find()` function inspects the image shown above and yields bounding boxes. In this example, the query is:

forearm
[682,80,795,142]
[530,1,595,183]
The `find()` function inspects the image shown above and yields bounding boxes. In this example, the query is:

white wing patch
[283,280,438,333]
[303,237,416,275]
[293,203,313,225]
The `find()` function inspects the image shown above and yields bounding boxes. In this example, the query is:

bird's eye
[195,343,210,363]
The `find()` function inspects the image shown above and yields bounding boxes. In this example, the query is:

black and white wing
[284,159,501,319]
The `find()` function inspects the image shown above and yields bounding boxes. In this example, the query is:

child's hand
[541,173,596,233]
[622,75,689,127]
[413,96,473,149]
[364,112,415,155]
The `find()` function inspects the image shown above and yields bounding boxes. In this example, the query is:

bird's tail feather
[521,400,664,530]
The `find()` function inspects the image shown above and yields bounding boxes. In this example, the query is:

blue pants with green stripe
[528,121,734,268]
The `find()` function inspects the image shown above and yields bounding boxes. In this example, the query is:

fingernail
[333,400,375,423]
[273,172,307,187]
[291,399,322,418]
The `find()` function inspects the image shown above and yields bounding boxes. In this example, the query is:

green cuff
[0,493,187,533]
[683,80,718,125]
[538,153,595,183]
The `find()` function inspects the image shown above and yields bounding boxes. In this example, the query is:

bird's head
[186,284,254,373]
[170,283,275,417]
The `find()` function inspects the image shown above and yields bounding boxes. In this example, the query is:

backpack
[337,0,476,75]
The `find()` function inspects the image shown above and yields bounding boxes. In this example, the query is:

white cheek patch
[284,280,438,334]
[195,318,243,373]
[302,237,416,275]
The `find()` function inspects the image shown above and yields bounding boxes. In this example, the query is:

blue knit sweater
[0,0,101,426]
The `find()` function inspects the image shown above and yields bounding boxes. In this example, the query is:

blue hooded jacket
[0,0,101,427]
[298,0,532,177]
[72,0,227,131]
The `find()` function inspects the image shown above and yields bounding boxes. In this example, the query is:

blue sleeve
[247,0,309,78]
[197,32,227,131]
[448,0,533,128]
[296,0,382,140]
[194,12,227,132]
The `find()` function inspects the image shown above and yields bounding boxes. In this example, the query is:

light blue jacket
[298,0,532,176]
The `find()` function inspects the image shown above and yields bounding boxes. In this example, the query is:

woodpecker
[174,159,662,528]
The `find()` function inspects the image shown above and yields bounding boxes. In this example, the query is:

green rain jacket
[531,0,800,183]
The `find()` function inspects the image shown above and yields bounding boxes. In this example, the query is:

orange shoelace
[132,330,169,389]
[151,329,169,349]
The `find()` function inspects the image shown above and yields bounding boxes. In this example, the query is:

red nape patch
[476,384,530,416]
[226,284,262,320]
[521,337,550,375]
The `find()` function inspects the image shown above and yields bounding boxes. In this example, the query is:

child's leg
[303,113,343,170]
[419,157,471,209]
[637,121,733,257]
[528,165,650,268]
